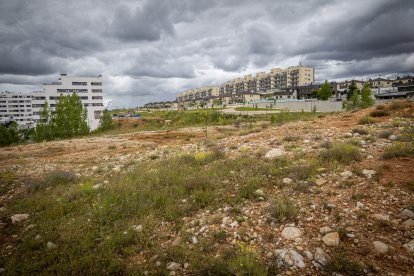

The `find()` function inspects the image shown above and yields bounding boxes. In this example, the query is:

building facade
[32,74,105,130]
[0,92,33,129]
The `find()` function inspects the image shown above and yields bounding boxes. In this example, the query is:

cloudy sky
[0,0,413,108]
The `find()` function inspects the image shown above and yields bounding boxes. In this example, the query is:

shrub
[326,252,365,275]
[283,135,301,142]
[266,195,297,222]
[370,110,389,117]
[0,122,21,147]
[378,130,393,139]
[352,128,368,135]
[376,105,385,110]
[382,143,414,159]
[358,116,376,125]
[319,143,362,164]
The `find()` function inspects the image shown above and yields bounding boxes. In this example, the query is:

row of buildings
[143,65,414,110]
[0,74,105,130]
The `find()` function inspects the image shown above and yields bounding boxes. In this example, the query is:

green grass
[326,252,365,275]
[266,195,297,222]
[319,143,362,164]
[358,116,376,125]
[234,107,276,111]
[383,142,414,159]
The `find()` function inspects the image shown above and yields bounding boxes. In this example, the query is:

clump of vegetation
[266,195,297,222]
[343,82,374,111]
[370,109,389,117]
[228,243,268,276]
[26,170,78,192]
[358,116,376,125]
[319,143,362,164]
[283,135,301,142]
[0,122,21,147]
[352,128,368,135]
[382,143,414,159]
[320,140,332,149]
[96,109,113,132]
[378,130,393,139]
[326,252,365,275]
[311,80,333,100]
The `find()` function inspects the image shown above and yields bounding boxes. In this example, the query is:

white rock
[362,169,376,179]
[281,227,302,240]
[254,189,265,197]
[47,242,57,249]
[133,225,143,232]
[275,249,305,269]
[315,178,326,186]
[389,135,398,140]
[402,218,414,229]
[282,178,293,185]
[322,232,340,246]
[373,213,390,221]
[403,239,414,254]
[400,209,414,220]
[314,247,331,266]
[92,184,101,189]
[319,226,332,234]
[304,250,313,260]
[223,206,232,213]
[265,148,285,159]
[167,262,181,271]
[11,214,29,224]
[356,202,364,209]
[191,236,198,244]
[373,241,389,255]
[230,221,239,228]
[222,217,232,225]
[340,171,353,179]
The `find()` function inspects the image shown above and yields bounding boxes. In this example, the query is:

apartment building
[176,65,314,105]
[32,74,105,130]
[0,92,33,129]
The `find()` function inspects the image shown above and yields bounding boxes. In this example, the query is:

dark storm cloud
[0,0,413,107]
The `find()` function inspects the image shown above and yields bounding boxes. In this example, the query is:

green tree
[97,110,113,132]
[346,80,358,100]
[0,122,20,147]
[343,90,361,111]
[318,80,333,100]
[32,101,53,141]
[360,84,374,108]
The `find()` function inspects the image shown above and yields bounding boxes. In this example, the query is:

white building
[0,91,34,129]
[32,74,105,130]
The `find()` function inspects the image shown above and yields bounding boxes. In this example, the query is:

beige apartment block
[232,78,244,94]
[243,74,257,93]
[367,78,393,88]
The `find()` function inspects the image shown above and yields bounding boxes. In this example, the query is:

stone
[283,178,293,185]
[304,250,313,260]
[275,249,305,269]
[357,246,371,256]
[191,236,198,244]
[400,209,414,220]
[92,184,102,189]
[47,242,57,249]
[254,189,265,197]
[167,262,181,271]
[403,239,414,254]
[362,169,376,179]
[322,232,340,246]
[229,221,239,228]
[315,178,326,186]
[402,218,414,230]
[281,227,302,240]
[172,236,182,246]
[223,206,232,213]
[372,241,389,255]
[340,171,353,179]
[356,202,364,209]
[314,247,330,266]
[319,226,332,234]
[265,148,285,159]
[133,225,143,232]
[389,135,398,141]
[11,214,29,224]
[373,214,390,221]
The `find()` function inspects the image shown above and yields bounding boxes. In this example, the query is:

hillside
[0,101,413,275]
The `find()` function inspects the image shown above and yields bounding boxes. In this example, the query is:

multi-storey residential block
[0,92,33,129]
[32,74,105,130]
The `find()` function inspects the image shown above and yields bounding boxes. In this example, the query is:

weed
[266,195,297,222]
[383,143,414,159]
[320,140,332,149]
[407,181,414,192]
[375,104,385,110]
[211,230,227,243]
[352,128,368,135]
[378,130,393,139]
[358,116,376,125]
[326,252,365,275]
[283,135,301,142]
[108,145,116,150]
[319,143,362,164]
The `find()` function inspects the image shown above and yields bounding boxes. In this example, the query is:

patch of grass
[108,145,116,150]
[407,181,414,192]
[228,244,268,276]
[266,195,297,222]
[26,170,78,192]
[211,230,227,243]
[320,140,332,149]
[283,135,301,142]
[319,143,362,164]
[326,252,365,275]
[382,142,414,159]
[358,116,376,125]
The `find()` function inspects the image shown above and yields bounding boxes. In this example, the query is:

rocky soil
[1,102,413,275]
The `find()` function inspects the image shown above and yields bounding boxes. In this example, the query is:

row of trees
[0,122,21,147]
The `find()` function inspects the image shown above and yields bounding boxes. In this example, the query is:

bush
[358,116,376,125]
[352,128,368,135]
[319,143,362,164]
[326,252,365,275]
[266,195,297,222]
[370,110,389,117]
[378,130,393,139]
[0,122,21,147]
[383,143,414,159]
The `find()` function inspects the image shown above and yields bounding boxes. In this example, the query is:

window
[91,89,102,93]
[91,82,102,86]
[49,96,59,100]
[72,82,87,86]
[92,103,103,106]
[92,96,102,100]
[80,96,88,100]
[57,89,87,93]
